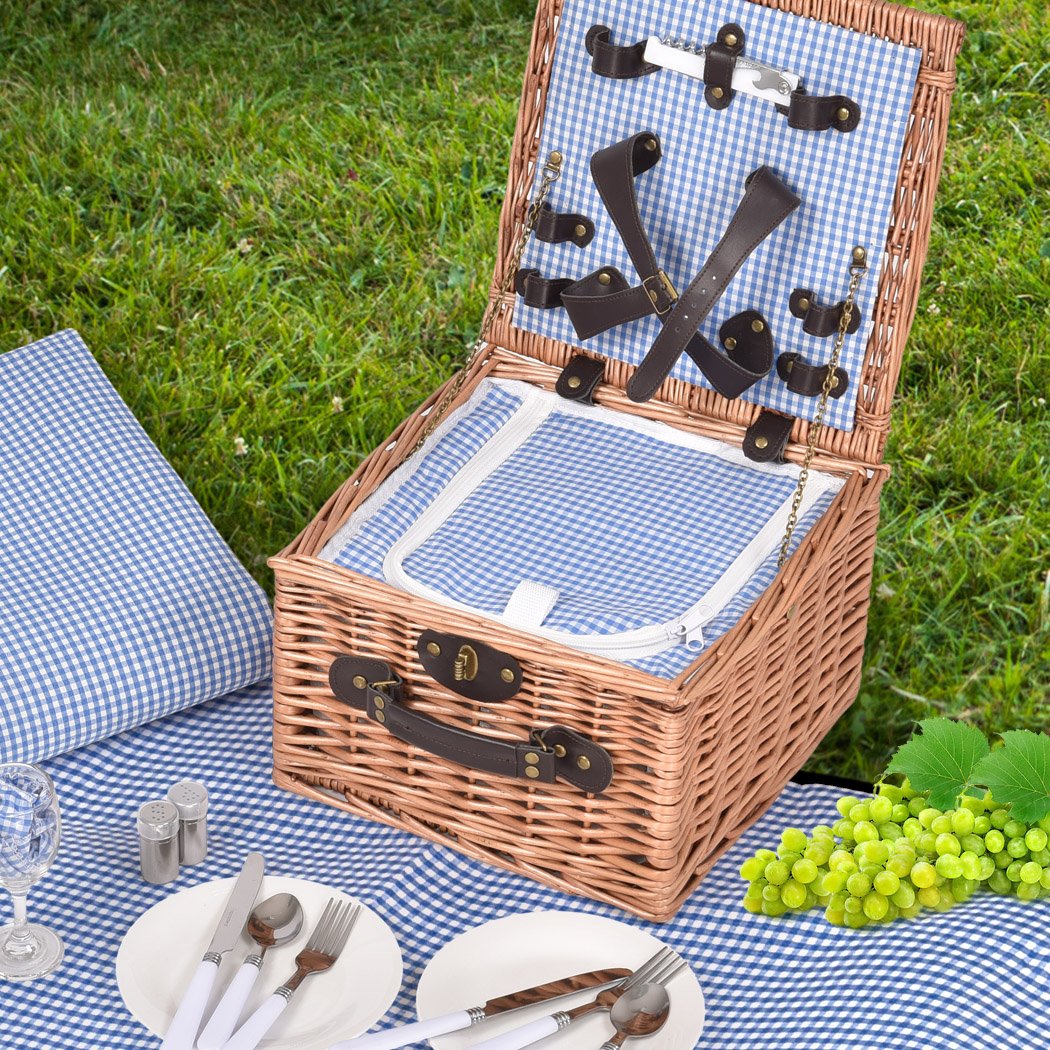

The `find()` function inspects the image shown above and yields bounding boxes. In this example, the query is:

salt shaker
[167,781,209,866]
[137,800,180,885]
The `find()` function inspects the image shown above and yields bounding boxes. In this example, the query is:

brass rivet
[549,150,563,165]
[525,751,540,765]
[830,375,840,389]
[785,359,794,372]
[352,674,366,689]
[567,376,582,390]
[574,223,587,237]
[598,272,612,286]
[711,86,725,100]
[426,641,441,656]
[648,289,658,303]
[723,31,739,46]
[577,755,592,771]
[853,246,867,263]
[375,710,386,723]
[500,667,515,682]
[798,297,811,312]
[724,336,738,350]
[755,436,769,450]
[645,138,658,151]
[553,744,567,758]
[837,106,851,122]
[373,695,385,709]
[525,766,540,779]
[751,318,765,333]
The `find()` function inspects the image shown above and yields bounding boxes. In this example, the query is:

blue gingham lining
[5,684,1045,1049]
[513,0,921,431]
[322,378,841,678]
[0,330,273,765]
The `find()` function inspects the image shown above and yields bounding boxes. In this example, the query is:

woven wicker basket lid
[486,0,964,468]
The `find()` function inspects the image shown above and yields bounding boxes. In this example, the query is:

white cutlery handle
[220,991,289,1050]
[467,1014,563,1050]
[196,961,262,1050]
[161,958,220,1050]
[328,1009,474,1050]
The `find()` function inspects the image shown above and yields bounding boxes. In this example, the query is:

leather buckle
[642,271,677,315]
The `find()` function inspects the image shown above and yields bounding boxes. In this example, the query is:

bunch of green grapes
[740,780,1050,928]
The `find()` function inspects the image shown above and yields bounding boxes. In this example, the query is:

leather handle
[328,656,613,794]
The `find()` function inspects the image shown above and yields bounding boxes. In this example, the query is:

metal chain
[409,151,564,455]
[777,247,869,569]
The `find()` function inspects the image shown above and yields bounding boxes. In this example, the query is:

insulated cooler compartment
[320,378,843,679]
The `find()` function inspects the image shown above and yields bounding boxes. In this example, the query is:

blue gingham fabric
[514,0,921,431]
[4,683,1046,1049]
[0,331,273,764]
[0,767,60,880]
[322,378,840,679]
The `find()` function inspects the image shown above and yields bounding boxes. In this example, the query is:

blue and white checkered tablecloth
[3,682,1046,1050]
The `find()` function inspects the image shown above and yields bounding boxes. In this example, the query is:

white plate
[117,875,402,1050]
[416,911,704,1049]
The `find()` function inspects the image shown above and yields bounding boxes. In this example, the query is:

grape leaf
[885,718,990,810]
[973,731,1050,824]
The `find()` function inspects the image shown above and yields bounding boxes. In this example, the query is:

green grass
[0,0,1046,781]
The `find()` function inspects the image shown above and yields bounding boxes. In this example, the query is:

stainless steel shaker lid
[137,799,180,841]
[167,780,209,821]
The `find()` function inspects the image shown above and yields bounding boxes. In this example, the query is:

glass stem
[4,887,39,958]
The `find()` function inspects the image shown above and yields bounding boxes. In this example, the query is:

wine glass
[0,763,64,981]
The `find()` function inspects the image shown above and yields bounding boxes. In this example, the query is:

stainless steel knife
[643,36,802,105]
[327,967,632,1050]
[159,852,265,1050]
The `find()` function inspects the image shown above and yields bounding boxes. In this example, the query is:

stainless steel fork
[468,946,681,1050]
[220,898,362,1050]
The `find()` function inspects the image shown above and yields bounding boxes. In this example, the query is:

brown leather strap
[585,24,657,79]
[561,267,655,339]
[556,354,605,404]
[626,165,801,402]
[515,268,572,309]
[777,352,849,398]
[534,203,595,248]
[328,656,614,794]
[743,410,795,463]
[789,287,863,337]
[783,91,861,132]
[703,24,745,110]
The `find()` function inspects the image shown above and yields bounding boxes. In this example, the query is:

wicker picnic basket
[270,0,964,920]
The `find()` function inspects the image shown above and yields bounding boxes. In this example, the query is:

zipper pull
[672,622,706,650]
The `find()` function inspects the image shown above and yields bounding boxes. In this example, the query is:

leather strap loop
[626,166,801,402]
[776,352,849,398]
[703,24,745,110]
[556,354,606,404]
[585,24,658,79]
[515,268,572,309]
[783,91,861,132]
[789,287,863,337]
[534,202,596,248]
[328,656,614,794]
[561,267,656,339]
[743,410,795,463]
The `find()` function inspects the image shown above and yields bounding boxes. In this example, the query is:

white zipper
[381,382,839,663]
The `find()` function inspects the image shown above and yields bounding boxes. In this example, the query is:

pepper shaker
[167,780,209,865]
[137,800,181,885]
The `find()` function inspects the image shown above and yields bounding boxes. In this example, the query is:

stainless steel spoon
[598,980,673,1049]
[195,892,304,1050]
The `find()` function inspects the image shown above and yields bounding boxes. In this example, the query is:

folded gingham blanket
[322,378,841,679]
[0,330,273,764]
[3,683,1045,1049]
